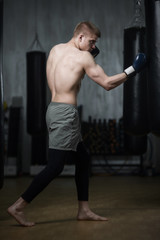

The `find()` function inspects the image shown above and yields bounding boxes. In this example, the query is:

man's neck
[68,37,79,49]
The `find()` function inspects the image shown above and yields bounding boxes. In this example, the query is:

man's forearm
[104,72,127,91]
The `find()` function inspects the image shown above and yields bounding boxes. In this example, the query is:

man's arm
[83,52,127,91]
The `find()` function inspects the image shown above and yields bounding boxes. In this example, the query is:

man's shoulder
[48,44,65,59]
[79,50,93,64]
[50,43,66,52]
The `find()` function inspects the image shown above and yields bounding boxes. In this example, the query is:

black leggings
[21,142,90,203]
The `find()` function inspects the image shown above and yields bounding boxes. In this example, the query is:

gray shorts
[46,102,82,151]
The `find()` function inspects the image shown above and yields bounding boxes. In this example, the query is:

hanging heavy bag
[123,27,149,136]
[26,51,46,135]
[0,0,4,189]
[145,0,160,136]
[124,133,147,155]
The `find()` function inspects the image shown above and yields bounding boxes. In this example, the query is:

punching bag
[123,27,148,136]
[124,133,147,155]
[26,51,46,135]
[0,0,4,189]
[145,0,160,136]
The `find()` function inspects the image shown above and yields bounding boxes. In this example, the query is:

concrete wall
[3,0,148,172]
[3,0,135,116]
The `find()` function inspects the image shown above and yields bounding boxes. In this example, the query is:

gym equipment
[123,1,148,154]
[0,0,4,189]
[81,117,124,155]
[26,1,48,168]
[26,51,46,135]
[145,0,160,136]
[124,53,146,77]
[81,116,147,155]
[7,107,21,157]
[124,133,147,155]
[91,46,100,58]
[26,50,47,166]
[123,27,148,136]
[123,0,149,136]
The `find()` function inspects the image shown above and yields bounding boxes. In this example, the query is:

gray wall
[3,0,148,172]
[3,0,135,117]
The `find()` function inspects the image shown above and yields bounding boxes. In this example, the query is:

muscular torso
[46,43,85,106]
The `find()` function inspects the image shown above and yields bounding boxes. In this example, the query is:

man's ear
[79,34,84,42]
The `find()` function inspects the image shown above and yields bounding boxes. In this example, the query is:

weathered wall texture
[3,0,141,171]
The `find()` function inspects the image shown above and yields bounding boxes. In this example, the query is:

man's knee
[76,142,91,168]
[47,148,66,176]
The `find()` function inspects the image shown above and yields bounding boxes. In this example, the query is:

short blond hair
[73,21,101,38]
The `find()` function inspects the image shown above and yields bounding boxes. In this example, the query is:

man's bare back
[46,34,128,107]
[46,43,86,106]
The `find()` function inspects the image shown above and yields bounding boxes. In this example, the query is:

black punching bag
[26,51,46,135]
[123,27,148,136]
[0,0,4,189]
[145,0,160,136]
[124,134,147,155]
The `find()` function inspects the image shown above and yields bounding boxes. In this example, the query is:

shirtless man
[7,22,146,227]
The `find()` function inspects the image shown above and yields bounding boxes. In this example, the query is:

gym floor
[0,175,160,240]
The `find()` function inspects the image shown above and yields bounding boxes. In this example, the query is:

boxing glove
[91,46,100,58]
[124,53,146,77]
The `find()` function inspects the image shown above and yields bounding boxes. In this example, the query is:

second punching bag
[123,27,148,136]
[145,0,160,136]
[26,51,46,135]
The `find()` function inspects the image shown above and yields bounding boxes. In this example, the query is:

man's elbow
[103,77,113,91]
[104,83,112,91]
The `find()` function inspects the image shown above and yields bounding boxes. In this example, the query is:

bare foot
[7,197,35,227]
[77,201,108,221]
[77,209,108,221]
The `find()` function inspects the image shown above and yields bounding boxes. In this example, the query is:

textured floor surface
[0,175,160,240]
